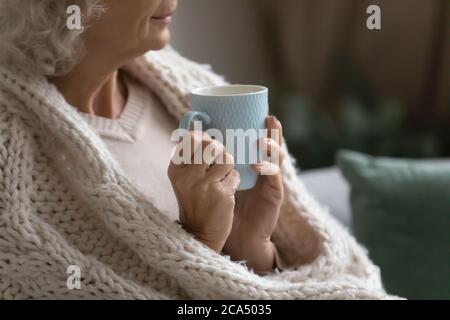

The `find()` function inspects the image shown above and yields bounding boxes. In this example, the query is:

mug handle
[179,111,211,130]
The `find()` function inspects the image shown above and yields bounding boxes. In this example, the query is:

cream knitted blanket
[0,47,393,299]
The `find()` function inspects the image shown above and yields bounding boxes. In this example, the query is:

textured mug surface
[180,85,269,190]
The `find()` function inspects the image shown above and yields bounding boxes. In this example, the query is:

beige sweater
[78,72,179,222]
[0,47,396,299]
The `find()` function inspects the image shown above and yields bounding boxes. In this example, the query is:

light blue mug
[180,85,269,191]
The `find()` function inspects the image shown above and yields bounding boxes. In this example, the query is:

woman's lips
[151,13,173,23]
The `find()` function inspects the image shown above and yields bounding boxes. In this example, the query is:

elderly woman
[0,0,392,299]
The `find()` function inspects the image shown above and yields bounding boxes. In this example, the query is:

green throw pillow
[337,150,450,300]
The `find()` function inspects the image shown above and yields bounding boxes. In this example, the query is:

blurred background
[171,0,450,170]
[169,0,450,299]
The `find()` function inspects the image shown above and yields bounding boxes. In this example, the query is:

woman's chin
[145,30,171,51]
[152,36,171,51]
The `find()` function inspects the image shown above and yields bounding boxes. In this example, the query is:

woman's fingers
[170,115,285,184]
[168,129,237,185]
[253,161,279,176]
[206,152,235,181]
[259,137,285,166]
[252,162,282,189]
[266,115,284,146]
[220,169,241,195]
[254,116,285,188]
[193,138,225,168]
[171,131,225,167]
[171,131,206,166]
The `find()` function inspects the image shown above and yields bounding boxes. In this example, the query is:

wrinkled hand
[223,116,285,274]
[168,131,240,253]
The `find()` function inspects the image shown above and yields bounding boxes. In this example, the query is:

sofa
[301,167,352,231]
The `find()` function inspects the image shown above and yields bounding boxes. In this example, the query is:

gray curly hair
[0,0,105,76]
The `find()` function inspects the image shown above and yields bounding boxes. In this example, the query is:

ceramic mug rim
[191,84,268,98]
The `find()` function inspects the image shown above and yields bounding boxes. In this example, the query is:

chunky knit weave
[0,47,395,299]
